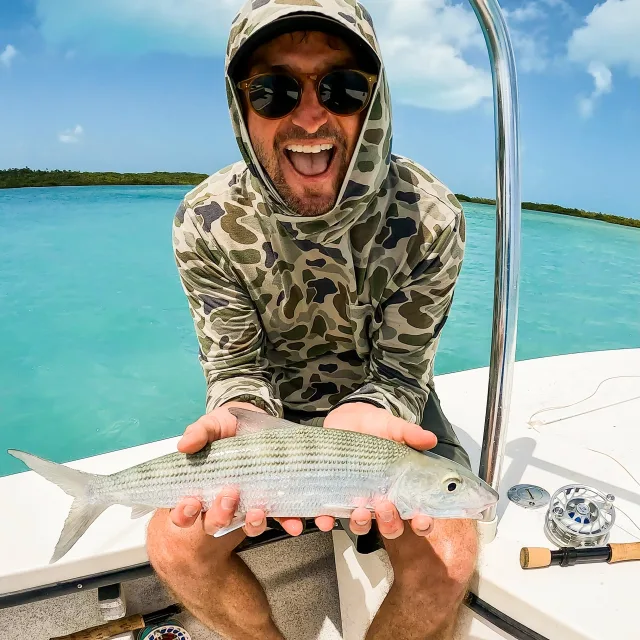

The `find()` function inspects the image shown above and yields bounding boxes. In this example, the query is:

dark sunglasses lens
[319,70,371,115]
[248,75,300,118]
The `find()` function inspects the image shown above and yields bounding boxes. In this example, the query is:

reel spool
[545,484,616,548]
[138,620,191,640]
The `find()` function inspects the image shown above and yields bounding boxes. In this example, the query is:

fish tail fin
[8,449,108,563]
[50,499,108,564]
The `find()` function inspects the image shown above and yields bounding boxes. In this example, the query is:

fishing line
[526,374,640,541]
[612,505,640,541]
[527,375,640,427]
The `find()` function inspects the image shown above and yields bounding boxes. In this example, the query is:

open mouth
[283,143,336,178]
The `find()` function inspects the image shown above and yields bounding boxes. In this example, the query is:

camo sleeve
[335,217,465,424]
[172,201,283,417]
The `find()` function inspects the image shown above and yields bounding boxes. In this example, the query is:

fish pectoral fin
[321,505,356,519]
[130,505,155,520]
[211,514,246,538]
[227,408,300,435]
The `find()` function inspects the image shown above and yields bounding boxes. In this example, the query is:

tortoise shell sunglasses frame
[236,69,378,120]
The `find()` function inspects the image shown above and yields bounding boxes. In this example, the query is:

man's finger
[244,509,267,537]
[177,409,239,454]
[402,425,437,451]
[277,517,304,536]
[203,488,240,536]
[387,416,437,451]
[410,514,434,537]
[375,501,404,539]
[170,498,202,528]
[349,507,372,535]
[177,422,211,454]
[315,515,335,532]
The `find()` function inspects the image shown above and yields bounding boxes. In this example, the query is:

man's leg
[146,509,284,640]
[365,386,478,638]
[366,519,478,640]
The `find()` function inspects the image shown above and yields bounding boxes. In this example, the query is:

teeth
[285,143,334,153]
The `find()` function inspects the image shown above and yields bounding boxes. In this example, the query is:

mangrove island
[1,168,638,229]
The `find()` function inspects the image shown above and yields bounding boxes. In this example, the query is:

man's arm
[334,214,465,424]
[173,200,282,417]
[323,213,465,539]
[170,200,287,533]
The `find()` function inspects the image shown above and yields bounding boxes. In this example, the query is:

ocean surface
[1,186,639,477]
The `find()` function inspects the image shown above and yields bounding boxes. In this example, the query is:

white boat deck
[335,348,640,640]
[1,348,639,639]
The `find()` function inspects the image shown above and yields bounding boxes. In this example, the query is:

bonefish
[8,408,498,563]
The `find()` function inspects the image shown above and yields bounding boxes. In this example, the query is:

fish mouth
[423,504,494,520]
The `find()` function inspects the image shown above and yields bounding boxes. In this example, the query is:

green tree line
[456,194,640,229]
[0,168,208,189]
[1,168,638,229]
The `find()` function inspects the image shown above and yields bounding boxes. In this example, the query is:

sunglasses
[236,69,377,120]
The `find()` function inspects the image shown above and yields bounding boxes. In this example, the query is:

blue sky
[1,0,640,218]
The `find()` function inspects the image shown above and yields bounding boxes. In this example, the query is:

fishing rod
[520,542,640,569]
[49,604,182,640]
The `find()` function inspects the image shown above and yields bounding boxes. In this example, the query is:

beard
[252,124,351,217]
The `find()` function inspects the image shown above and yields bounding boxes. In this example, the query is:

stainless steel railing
[467,0,522,521]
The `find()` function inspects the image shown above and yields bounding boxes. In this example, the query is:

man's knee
[147,509,195,580]
[146,508,240,582]
[387,518,478,596]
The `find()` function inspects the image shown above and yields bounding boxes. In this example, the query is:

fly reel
[138,620,191,640]
[545,484,616,548]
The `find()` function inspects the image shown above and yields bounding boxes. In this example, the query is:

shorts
[264,387,471,554]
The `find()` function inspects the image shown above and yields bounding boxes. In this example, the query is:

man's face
[242,31,365,217]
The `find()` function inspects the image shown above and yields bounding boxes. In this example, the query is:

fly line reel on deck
[508,482,617,548]
[544,484,616,548]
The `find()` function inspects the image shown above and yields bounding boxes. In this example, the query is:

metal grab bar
[467,0,522,521]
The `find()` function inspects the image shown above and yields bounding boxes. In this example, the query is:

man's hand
[170,401,308,539]
[170,401,268,537]
[321,402,438,539]
[170,400,437,541]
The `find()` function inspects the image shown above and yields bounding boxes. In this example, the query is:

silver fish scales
[104,426,409,515]
[8,408,498,563]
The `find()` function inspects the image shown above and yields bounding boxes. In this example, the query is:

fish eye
[443,475,462,493]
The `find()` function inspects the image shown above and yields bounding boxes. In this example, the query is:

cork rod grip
[520,547,552,569]
[608,542,640,563]
[49,614,146,640]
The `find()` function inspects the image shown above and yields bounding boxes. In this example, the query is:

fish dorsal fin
[227,408,300,436]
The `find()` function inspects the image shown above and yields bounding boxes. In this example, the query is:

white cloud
[367,0,493,111]
[34,0,493,111]
[578,61,613,119]
[589,60,614,94]
[568,0,640,74]
[0,44,18,68]
[500,2,552,74]
[35,0,239,56]
[58,124,84,143]
[511,32,548,73]
[567,0,640,117]
[540,0,577,19]
[504,2,546,23]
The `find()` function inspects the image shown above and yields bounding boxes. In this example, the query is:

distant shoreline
[2,168,639,229]
[455,194,640,229]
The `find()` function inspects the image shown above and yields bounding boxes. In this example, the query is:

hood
[224,0,392,243]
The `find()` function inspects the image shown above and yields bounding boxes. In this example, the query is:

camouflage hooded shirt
[172,0,466,425]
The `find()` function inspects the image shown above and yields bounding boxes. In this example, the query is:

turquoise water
[1,186,639,477]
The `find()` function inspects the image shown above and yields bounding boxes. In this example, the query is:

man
[146,0,477,638]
